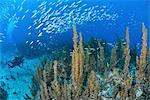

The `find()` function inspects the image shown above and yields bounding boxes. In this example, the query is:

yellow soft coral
[72,24,84,97]
[139,23,147,73]
[136,23,148,83]
[123,27,131,76]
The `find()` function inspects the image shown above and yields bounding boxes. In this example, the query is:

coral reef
[31,23,149,100]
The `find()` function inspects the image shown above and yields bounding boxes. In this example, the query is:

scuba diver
[7,56,24,68]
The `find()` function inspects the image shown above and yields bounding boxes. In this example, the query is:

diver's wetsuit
[8,56,24,68]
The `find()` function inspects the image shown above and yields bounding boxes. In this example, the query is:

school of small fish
[0,0,119,51]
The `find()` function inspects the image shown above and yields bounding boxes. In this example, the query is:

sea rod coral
[30,23,149,100]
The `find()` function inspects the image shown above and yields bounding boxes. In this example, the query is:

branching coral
[98,41,105,73]
[121,27,132,99]
[86,70,100,99]
[31,23,149,100]
[110,46,117,70]
[135,23,148,99]
[123,27,131,76]
[71,25,84,97]
[136,23,148,83]
[79,32,84,85]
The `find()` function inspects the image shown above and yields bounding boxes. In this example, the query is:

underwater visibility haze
[0,0,150,100]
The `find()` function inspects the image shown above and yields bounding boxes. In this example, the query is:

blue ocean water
[0,0,149,99]
[0,0,149,51]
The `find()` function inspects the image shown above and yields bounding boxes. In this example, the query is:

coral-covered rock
[0,87,8,100]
